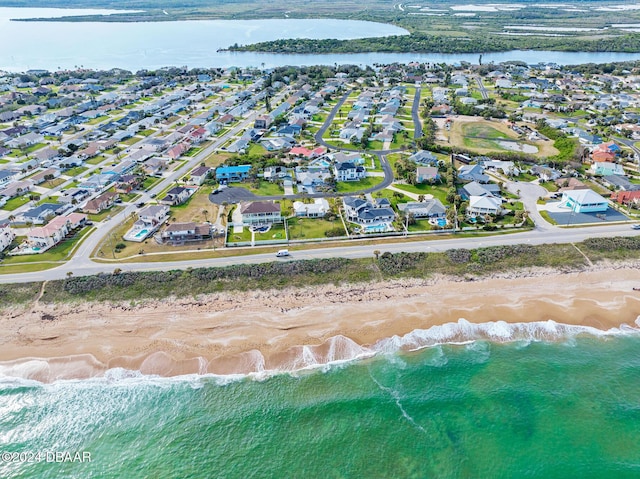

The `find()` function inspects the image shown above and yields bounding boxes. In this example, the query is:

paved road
[475,77,489,100]
[411,87,423,140]
[2,222,638,284]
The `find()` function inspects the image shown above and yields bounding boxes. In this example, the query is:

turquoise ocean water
[2,327,640,478]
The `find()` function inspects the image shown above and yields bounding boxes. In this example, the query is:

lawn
[88,205,125,222]
[85,116,108,125]
[121,137,142,147]
[86,155,107,165]
[335,176,385,194]
[392,183,449,204]
[1,195,31,211]
[40,178,66,189]
[141,176,162,190]
[170,186,217,223]
[229,180,284,196]
[1,226,94,265]
[139,129,157,137]
[287,216,346,239]
[0,159,10,164]
[64,166,89,177]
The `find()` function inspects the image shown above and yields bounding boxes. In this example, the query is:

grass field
[1,195,31,211]
[229,180,284,196]
[287,217,346,239]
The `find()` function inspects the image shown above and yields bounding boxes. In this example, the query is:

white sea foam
[1,319,639,386]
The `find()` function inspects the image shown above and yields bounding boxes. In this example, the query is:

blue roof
[216,165,252,174]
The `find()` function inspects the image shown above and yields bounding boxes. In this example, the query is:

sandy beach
[1,262,640,382]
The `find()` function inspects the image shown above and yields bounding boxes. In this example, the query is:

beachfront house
[240,201,282,226]
[123,204,170,242]
[160,222,212,245]
[467,196,503,217]
[293,198,330,218]
[561,189,609,213]
[397,199,446,219]
[343,196,395,226]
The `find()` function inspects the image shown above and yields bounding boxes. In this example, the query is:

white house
[0,222,15,252]
[334,161,366,182]
[467,196,503,217]
[123,205,170,242]
[293,198,330,218]
[240,201,282,225]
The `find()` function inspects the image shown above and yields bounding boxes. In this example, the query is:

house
[16,203,65,225]
[561,189,608,213]
[416,166,440,183]
[189,166,212,186]
[591,162,624,176]
[79,173,116,190]
[293,198,330,217]
[409,150,438,166]
[530,165,562,182]
[458,164,489,183]
[160,222,212,244]
[115,175,142,193]
[237,201,281,226]
[343,196,395,226]
[261,137,295,151]
[6,132,44,149]
[83,191,118,214]
[334,161,366,182]
[254,115,272,129]
[263,166,289,182]
[123,204,170,242]
[611,190,640,205]
[26,216,70,251]
[0,222,15,252]
[30,168,61,185]
[216,165,251,183]
[0,180,32,199]
[461,181,501,200]
[59,188,91,204]
[295,168,331,192]
[467,196,503,217]
[591,150,616,163]
[0,169,19,187]
[167,143,190,160]
[480,159,520,176]
[160,186,193,206]
[398,199,446,219]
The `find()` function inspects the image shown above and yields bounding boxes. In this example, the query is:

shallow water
[2,325,640,478]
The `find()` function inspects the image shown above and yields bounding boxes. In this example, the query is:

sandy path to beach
[1,263,639,381]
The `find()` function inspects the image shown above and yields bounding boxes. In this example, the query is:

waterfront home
[216,165,251,183]
[240,201,282,225]
[123,204,170,242]
[398,199,446,219]
[591,162,625,176]
[25,217,69,251]
[416,166,440,184]
[293,198,330,217]
[83,191,119,214]
[189,166,212,186]
[467,196,503,217]
[343,196,395,226]
[334,161,366,182]
[0,222,15,252]
[160,186,193,206]
[160,222,212,245]
[561,189,608,213]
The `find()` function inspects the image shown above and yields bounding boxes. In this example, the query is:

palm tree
[202,209,209,223]
[373,250,381,260]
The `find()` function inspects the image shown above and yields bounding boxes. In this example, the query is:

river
[1,7,639,72]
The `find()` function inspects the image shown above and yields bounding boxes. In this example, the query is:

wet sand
[1,263,640,382]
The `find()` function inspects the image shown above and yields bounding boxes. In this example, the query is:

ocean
[2,325,640,478]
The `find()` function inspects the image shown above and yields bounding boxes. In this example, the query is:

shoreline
[1,263,640,383]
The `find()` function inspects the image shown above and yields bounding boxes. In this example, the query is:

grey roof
[462,181,501,198]
[398,199,446,217]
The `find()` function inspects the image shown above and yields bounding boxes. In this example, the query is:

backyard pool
[437,218,448,227]
[363,222,392,233]
[133,228,149,239]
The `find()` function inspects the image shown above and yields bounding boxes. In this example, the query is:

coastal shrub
[475,245,538,265]
[377,252,428,275]
[447,248,472,264]
[582,237,640,251]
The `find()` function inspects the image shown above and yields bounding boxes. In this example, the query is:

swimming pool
[133,228,149,239]
[363,223,392,233]
[437,218,447,227]
[310,159,331,168]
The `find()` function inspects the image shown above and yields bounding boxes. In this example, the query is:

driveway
[505,180,556,231]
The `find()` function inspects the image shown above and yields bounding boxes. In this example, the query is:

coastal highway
[1,222,638,284]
